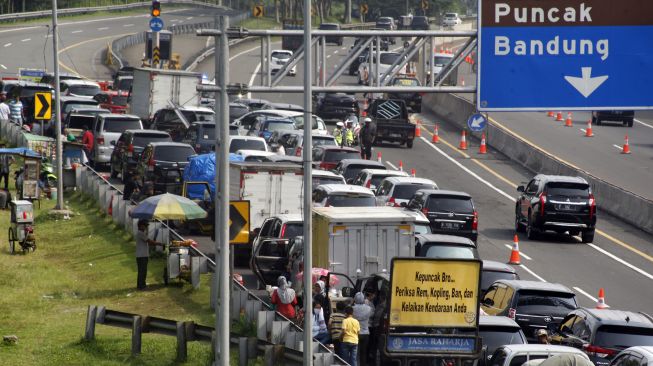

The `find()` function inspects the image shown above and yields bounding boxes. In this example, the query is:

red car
[93,91,129,114]
[311,145,360,170]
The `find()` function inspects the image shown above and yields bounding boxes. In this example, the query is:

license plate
[440,222,461,230]
[555,204,576,211]
[390,133,402,138]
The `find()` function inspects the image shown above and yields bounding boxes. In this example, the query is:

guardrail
[0,1,231,22]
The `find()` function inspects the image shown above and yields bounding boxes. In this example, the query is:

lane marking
[123,24,134,27]
[57,32,136,77]
[520,264,546,282]
[3,43,12,47]
[326,54,331,59]
[612,144,623,151]
[573,286,598,303]
[45,34,52,38]
[187,16,194,20]
[170,19,179,22]
[595,229,653,263]
[0,64,6,70]
[247,62,261,99]
[634,118,653,129]
[98,27,109,31]
[71,30,83,34]
[503,244,532,260]
[587,243,653,280]
[21,38,31,42]
[386,161,398,170]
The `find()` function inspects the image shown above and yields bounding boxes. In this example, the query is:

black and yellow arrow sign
[229,200,250,244]
[152,46,161,64]
[361,4,369,14]
[253,5,263,18]
[421,0,429,10]
[34,92,52,120]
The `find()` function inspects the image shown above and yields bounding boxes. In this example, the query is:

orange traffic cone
[596,288,610,309]
[377,152,382,163]
[415,120,421,137]
[555,112,563,121]
[565,112,573,127]
[585,119,594,137]
[547,111,554,117]
[398,161,404,171]
[479,132,487,154]
[432,124,440,143]
[622,135,631,154]
[410,168,416,177]
[458,130,468,150]
[508,234,521,265]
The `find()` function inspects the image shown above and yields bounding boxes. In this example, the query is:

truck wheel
[627,119,634,127]
[581,230,595,243]
[406,140,414,148]
[526,212,538,240]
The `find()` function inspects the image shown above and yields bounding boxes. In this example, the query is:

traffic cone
[508,234,521,265]
[479,132,487,154]
[596,288,610,309]
[398,161,403,171]
[432,124,440,143]
[565,112,573,127]
[410,168,416,177]
[621,135,631,154]
[377,152,382,163]
[415,120,421,137]
[458,130,468,150]
[547,111,554,117]
[555,112,563,121]
[585,119,594,137]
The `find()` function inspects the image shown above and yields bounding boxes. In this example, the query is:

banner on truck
[388,258,481,328]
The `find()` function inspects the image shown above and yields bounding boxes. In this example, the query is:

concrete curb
[422,93,653,235]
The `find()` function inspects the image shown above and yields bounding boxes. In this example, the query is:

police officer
[344,120,355,147]
[359,117,376,159]
[334,121,344,146]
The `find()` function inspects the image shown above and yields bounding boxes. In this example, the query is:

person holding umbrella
[135,219,163,291]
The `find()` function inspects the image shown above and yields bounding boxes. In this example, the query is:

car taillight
[421,207,429,215]
[280,224,287,238]
[127,144,134,157]
[295,146,302,157]
[97,137,105,145]
[539,191,547,216]
[365,180,371,188]
[583,344,616,358]
[147,158,155,171]
[508,308,516,319]
[386,197,398,207]
[589,193,596,219]
[472,211,478,230]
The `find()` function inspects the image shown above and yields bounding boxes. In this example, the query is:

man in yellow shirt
[341,306,360,366]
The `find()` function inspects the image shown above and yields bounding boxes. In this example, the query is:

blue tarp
[0,147,41,158]
[182,153,245,199]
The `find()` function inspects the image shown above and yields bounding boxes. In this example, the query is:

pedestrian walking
[341,305,360,366]
[329,301,347,357]
[135,219,162,290]
[0,92,11,121]
[359,117,376,160]
[353,292,372,366]
[7,94,23,125]
[81,126,94,160]
[312,302,330,344]
[0,151,14,190]
[271,276,298,320]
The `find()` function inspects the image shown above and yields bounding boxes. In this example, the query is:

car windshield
[480,328,525,353]
[183,111,214,123]
[445,13,457,18]
[415,224,431,235]
[293,116,324,130]
[69,85,101,96]
[394,183,436,200]
[154,146,195,161]
[481,271,519,293]
[265,120,295,131]
[197,125,215,140]
[281,223,303,239]
[230,106,249,120]
[326,195,375,207]
[313,136,336,146]
[515,291,577,316]
[426,195,474,214]
[344,164,381,180]
[423,245,476,259]
[272,51,291,60]
[508,355,550,366]
[371,175,396,188]
[393,78,419,86]
[64,102,98,114]
[103,118,142,133]
[132,134,170,148]
[434,56,453,66]
[230,139,266,153]
[116,78,132,90]
[594,326,653,348]
[545,182,590,199]
[324,150,360,162]
[21,87,53,97]
[67,116,94,129]
[313,176,344,186]
[380,53,401,65]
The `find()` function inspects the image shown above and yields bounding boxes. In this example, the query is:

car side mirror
[517,185,525,192]
[341,287,355,298]
[346,178,353,184]
[482,297,494,307]
[110,141,116,146]
[252,227,261,237]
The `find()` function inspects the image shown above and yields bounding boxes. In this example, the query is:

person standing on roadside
[333,122,344,146]
[135,219,162,291]
[0,151,14,190]
[8,94,23,125]
[329,301,347,357]
[341,305,360,366]
[271,276,298,320]
[81,125,94,160]
[359,117,376,160]
[0,92,10,121]
[353,292,372,366]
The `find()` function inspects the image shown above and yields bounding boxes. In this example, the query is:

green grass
[0,191,219,365]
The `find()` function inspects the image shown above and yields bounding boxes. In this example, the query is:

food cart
[8,200,36,254]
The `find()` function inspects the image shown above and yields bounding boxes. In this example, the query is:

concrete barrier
[422,93,653,235]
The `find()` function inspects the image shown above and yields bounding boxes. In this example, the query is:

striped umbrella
[129,193,207,221]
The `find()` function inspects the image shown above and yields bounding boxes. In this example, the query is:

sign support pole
[213,15,230,366]
[302,0,313,362]
[51,0,64,210]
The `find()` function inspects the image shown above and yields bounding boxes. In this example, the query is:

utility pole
[52,0,64,210]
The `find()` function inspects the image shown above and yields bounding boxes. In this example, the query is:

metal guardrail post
[84,305,97,340]
[132,315,143,355]
[176,321,188,362]
[238,337,248,366]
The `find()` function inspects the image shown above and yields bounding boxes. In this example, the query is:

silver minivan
[91,113,143,166]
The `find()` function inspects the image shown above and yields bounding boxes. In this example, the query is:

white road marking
[572,286,598,302]
[588,243,653,280]
[0,64,6,70]
[520,264,546,282]
[326,54,331,59]
[634,118,653,129]
[170,19,179,22]
[71,30,83,33]
[247,63,262,99]
[98,27,109,30]
[386,161,398,170]
[21,38,31,42]
[612,144,623,150]
[334,50,339,54]
[3,43,12,47]
[187,16,194,20]
[503,244,532,260]
[45,34,52,38]
[123,24,134,27]
[580,129,586,133]
[419,136,653,282]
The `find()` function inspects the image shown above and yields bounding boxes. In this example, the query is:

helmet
[336,122,344,127]
[536,329,548,337]
[364,117,372,123]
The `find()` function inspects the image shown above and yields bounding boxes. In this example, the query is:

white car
[235,149,276,161]
[488,345,591,366]
[442,12,462,27]
[429,53,454,79]
[233,109,326,135]
[358,52,406,85]
[270,50,297,76]
[60,79,102,99]
[375,176,439,207]
[312,184,376,207]
[229,136,268,153]
[352,169,408,191]
[312,169,346,188]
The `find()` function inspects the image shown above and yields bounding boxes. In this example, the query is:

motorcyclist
[359,117,376,160]
[333,121,344,146]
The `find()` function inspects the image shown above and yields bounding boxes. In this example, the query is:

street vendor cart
[8,200,36,254]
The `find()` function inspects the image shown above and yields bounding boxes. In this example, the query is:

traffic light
[151,1,161,17]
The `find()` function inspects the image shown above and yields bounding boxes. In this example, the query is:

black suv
[592,111,635,127]
[515,175,596,243]
[318,23,343,45]
[414,233,479,259]
[386,76,422,113]
[136,142,196,195]
[481,280,578,342]
[407,189,478,243]
[180,121,216,154]
[314,92,360,121]
[551,308,653,366]
[110,130,172,182]
[411,16,430,30]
